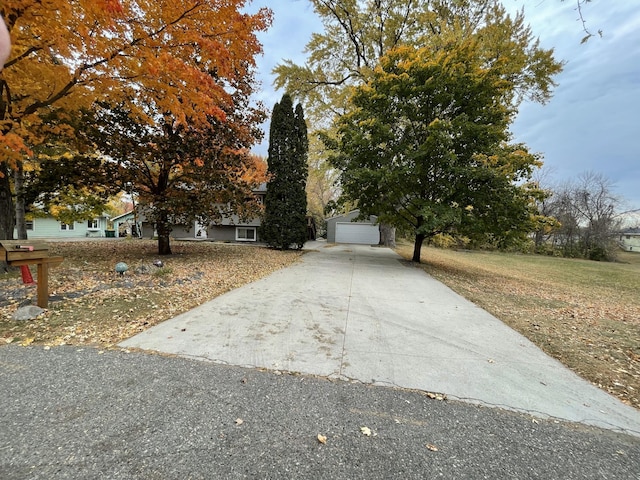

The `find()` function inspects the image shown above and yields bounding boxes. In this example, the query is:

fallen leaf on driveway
[317,434,327,444]
[426,444,439,452]
[235,418,244,425]
[360,426,372,436]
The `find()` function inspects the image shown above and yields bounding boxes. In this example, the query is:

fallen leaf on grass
[20,337,34,347]
[317,434,327,444]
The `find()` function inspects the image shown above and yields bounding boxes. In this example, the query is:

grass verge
[396,243,640,410]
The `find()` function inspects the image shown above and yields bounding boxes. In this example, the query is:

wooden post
[37,261,49,308]
[0,241,63,309]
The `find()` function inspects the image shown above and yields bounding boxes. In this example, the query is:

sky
[248,0,640,211]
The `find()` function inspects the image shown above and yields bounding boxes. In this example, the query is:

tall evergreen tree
[261,94,308,249]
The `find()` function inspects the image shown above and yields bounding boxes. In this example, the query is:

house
[206,183,266,242]
[115,184,267,242]
[13,213,111,239]
[111,210,141,238]
[112,210,209,240]
[326,209,380,245]
[619,228,640,252]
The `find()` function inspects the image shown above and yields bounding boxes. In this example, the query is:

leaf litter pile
[396,244,640,410]
[1,240,302,348]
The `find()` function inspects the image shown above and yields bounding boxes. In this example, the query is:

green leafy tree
[261,94,309,250]
[327,42,546,262]
[22,152,118,226]
[274,0,562,245]
[275,0,562,122]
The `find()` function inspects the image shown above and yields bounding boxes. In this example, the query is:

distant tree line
[532,171,622,261]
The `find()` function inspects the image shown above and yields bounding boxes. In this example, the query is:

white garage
[326,210,380,245]
[335,222,380,244]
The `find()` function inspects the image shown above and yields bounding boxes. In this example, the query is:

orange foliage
[0,0,273,158]
[241,154,269,185]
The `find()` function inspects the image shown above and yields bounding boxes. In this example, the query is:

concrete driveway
[120,242,640,437]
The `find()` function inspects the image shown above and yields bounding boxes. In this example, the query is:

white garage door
[335,222,380,245]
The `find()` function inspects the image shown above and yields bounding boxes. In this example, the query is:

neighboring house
[13,214,111,239]
[207,183,266,242]
[326,209,380,245]
[112,210,207,240]
[619,228,640,252]
[111,210,141,238]
[117,184,267,242]
[140,220,210,240]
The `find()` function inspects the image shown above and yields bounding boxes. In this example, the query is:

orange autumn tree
[0,0,272,242]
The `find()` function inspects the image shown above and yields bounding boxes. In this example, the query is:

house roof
[110,210,136,222]
[621,227,640,235]
[327,209,361,221]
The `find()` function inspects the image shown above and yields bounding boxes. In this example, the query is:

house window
[60,222,75,231]
[236,227,256,241]
[88,219,99,229]
[25,220,34,231]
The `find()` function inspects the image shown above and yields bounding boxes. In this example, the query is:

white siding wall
[620,234,640,252]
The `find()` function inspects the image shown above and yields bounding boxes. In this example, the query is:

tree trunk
[156,214,172,255]
[14,161,28,240]
[0,163,15,240]
[412,233,426,263]
[158,234,171,255]
[378,223,396,248]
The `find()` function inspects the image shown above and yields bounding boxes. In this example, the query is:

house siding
[112,211,137,237]
[138,221,205,239]
[112,184,266,241]
[208,225,260,242]
[619,230,640,252]
[13,217,110,239]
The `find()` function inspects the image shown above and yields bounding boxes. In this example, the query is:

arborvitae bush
[261,94,308,249]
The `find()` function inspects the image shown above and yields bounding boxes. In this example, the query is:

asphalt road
[1,346,639,479]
